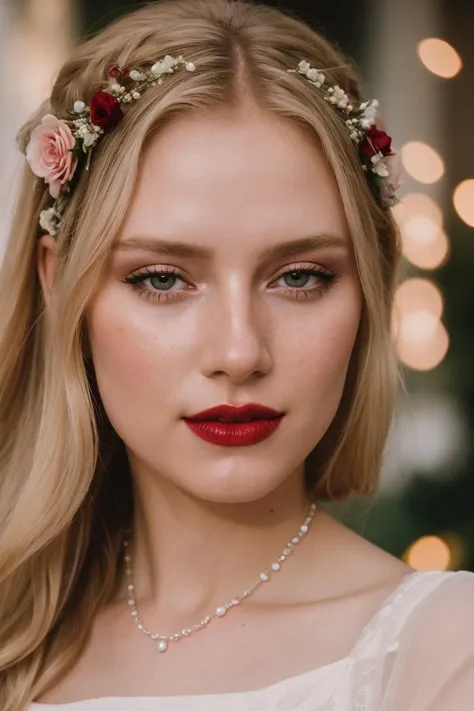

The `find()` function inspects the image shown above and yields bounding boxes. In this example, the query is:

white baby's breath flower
[298,60,311,73]
[332,86,349,108]
[132,91,141,100]
[306,68,320,82]
[39,207,60,236]
[185,62,196,72]
[74,101,86,114]
[110,83,122,92]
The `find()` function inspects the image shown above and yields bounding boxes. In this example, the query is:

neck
[117,463,315,622]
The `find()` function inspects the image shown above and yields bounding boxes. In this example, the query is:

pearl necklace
[123,500,317,653]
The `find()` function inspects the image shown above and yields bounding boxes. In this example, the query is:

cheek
[282,284,362,410]
[85,290,187,436]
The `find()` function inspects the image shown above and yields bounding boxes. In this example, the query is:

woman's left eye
[124,264,338,303]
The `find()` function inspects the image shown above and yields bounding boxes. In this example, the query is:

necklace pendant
[156,639,168,652]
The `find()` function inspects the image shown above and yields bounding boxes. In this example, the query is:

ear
[37,233,57,307]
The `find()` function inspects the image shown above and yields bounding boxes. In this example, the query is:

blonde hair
[0,0,402,706]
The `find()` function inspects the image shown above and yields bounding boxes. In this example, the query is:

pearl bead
[156,639,168,652]
[292,537,300,544]
[216,606,227,617]
[272,562,281,571]
[260,572,269,581]
[300,524,309,533]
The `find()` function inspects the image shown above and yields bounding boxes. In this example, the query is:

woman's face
[85,107,363,503]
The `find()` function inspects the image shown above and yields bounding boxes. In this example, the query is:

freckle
[269,508,274,514]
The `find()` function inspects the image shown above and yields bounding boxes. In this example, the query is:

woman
[1,0,473,709]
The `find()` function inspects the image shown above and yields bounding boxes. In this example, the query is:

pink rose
[380,151,403,204]
[26,114,78,199]
[384,151,402,191]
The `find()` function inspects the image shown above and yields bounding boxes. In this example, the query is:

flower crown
[26,54,401,237]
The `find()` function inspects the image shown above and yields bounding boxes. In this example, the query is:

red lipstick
[183,403,284,446]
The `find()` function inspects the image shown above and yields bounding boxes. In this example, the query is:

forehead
[120,108,348,247]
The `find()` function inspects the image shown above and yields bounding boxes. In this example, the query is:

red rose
[90,91,123,132]
[360,125,393,157]
[108,64,121,78]
[107,64,131,78]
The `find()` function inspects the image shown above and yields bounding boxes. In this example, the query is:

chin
[171,462,294,505]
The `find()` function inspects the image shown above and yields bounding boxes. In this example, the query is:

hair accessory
[26,54,401,237]
[288,60,402,207]
[26,54,196,236]
[123,500,317,653]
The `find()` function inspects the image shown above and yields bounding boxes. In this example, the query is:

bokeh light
[394,278,444,325]
[453,179,474,227]
[417,38,462,78]
[404,535,451,571]
[401,141,445,184]
[395,316,449,371]
[393,193,450,269]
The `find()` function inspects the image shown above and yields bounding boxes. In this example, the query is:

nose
[199,281,272,384]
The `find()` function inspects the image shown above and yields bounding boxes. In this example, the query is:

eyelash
[123,263,339,304]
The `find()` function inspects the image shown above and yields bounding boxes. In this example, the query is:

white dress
[29,569,474,710]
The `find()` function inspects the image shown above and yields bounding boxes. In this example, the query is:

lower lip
[183,416,283,446]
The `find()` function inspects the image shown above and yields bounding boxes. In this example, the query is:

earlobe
[37,233,57,307]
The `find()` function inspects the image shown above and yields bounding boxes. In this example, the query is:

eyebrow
[113,233,349,260]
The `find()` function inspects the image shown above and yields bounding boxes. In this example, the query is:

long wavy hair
[0,0,402,707]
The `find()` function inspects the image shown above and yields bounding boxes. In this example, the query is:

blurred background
[1,0,473,573]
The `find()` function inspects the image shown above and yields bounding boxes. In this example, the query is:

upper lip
[184,403,283,422]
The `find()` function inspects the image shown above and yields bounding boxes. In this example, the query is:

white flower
[132,91,141,100]
[74,101,86,114]
[361,118,374,130]
[306,68,320,82]
[110,83,122,92]
[362,106,377,120]
[332,86,349,108]
[151,54,177,77]
[371,153,389,176]
[39,206,60,235]
[82,132,98,148]
[298,60,311,73]
[185,62,196,72]
[129,70,146,81]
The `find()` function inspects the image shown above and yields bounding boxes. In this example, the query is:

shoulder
[398,569,474,637]
[379,571,474,706]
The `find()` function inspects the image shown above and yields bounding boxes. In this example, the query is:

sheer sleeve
[379,571,474,710]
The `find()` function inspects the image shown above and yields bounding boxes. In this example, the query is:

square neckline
[30,570,422,707]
